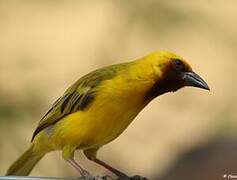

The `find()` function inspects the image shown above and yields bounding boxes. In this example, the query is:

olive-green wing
[31,64,125,141]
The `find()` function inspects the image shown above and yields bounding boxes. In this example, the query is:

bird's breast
[82,79,151,147]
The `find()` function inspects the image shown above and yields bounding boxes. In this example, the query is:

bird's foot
[78,174,147,180]
[79,175,112,180]
[116,175,148,180]
[130,175,148,180]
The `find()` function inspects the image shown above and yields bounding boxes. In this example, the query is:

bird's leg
[84,148,128,178]
[67,158,91,177]
[63,146,91,177]
[93,158,128,178]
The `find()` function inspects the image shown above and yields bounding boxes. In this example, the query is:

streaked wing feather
[31,88,94,141]
[31,64,124,141]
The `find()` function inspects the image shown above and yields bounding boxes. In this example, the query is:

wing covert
[31,64,122,141]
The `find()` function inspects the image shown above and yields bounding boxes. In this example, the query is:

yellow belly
[48,98,144,150]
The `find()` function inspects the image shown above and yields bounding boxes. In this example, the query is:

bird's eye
[173,59,184,71]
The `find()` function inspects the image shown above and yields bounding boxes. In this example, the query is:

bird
[6,50,209,179]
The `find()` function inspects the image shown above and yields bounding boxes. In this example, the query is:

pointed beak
[181,71,210,90]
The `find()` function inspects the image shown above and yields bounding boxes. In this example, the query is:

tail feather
[6,145,45,176]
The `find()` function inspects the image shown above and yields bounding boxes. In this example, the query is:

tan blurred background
[0,0,237,179]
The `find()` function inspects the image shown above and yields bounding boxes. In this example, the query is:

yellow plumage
[6,51,209,178]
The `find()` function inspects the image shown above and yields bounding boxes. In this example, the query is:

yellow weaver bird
[6,51,209,179]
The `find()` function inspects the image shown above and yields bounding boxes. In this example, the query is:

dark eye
[173,59,184,71]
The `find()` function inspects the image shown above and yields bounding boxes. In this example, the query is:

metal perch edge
[0,176,148,180]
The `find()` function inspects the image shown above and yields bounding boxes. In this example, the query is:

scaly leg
[63,146,91,177]
[84,148,128,178]
[67,158,91,177]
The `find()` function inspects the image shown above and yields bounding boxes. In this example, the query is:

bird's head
[145,51,210,99]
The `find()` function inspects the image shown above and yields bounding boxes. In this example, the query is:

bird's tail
[6,145,45,176]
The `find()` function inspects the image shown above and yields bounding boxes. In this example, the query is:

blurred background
[0,0,236,179]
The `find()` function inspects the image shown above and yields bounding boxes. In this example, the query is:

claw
[78,175,148,180]
[78,175,110,180]
[130,175,148,180]
[116,175,148,180]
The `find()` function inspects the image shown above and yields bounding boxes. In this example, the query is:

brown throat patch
[145,59,189,101]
